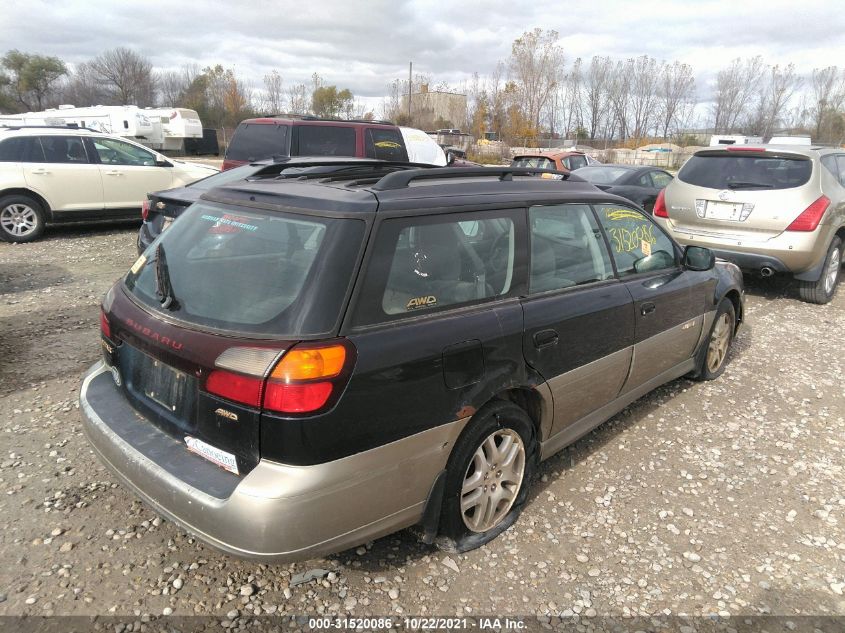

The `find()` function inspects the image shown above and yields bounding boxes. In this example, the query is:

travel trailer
[709,134,764,146]
[142,108,203,152]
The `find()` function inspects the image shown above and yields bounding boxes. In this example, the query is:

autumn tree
[287,83,310,114]
[508,28,564,136]
[657,61,696,140]
[263,70,284,114]
[1,50,66,110]
[89,47,156,105]
[711,57,766,133]
[311,85,353,118]
[810,66,845,142]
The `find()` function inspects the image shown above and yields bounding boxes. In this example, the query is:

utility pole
[408,61,412,125]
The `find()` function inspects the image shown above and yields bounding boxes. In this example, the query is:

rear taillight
[141,199,150,221]
[786,195,830,232]
[100,309,111,338]
[204,342,354,414]
[653,189,668,218]
[726,146,765,152]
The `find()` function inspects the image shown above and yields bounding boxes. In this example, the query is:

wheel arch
[722,288,743,331]
[0,188,52,220]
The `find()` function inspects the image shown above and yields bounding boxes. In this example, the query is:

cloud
[0,0,842,101]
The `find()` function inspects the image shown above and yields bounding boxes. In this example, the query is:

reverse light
[653,189,668,218]
[141,199,150,221]
[786,195,830,232]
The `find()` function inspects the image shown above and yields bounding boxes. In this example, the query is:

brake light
[141,199,150,221]
[206,369,263,407]
[726,146,765,152]
[786,195,830,232]
[653,189,669,218]
[100,309,111,338]
[205,342,354,414]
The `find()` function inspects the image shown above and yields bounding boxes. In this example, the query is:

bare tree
[263,70,284,114]
[711,56,765,133]
[607,59,633,140]
[61,61,104,106]
[753,64,802,138]
[628,56,660,139]
[90,47,156,105]
[562,58,583,137]
[657,61,696,139]
[508,28,564,135]
[157,70,189,107]
[810,66,845,141]
[287,82,310,114]
[584,56,612,140]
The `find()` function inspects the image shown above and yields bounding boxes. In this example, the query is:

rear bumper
[79,361,466,562]
[657,218,832,277]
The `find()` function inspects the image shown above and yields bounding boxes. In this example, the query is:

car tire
[798,236,842,305]
[690,298,736,381]
[436,401,537,553]
[0,194,46,243]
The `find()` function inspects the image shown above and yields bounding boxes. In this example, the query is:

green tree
[311,85,353,119]
[1,50,67,111]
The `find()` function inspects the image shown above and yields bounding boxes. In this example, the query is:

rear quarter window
[226,123,290,162]
[365,128,408,161]
[678,153,812,190]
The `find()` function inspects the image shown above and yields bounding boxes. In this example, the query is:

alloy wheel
[824,246,841,295]
[0,203,38,237]
[706,313,732,373]
[461,428,526,532]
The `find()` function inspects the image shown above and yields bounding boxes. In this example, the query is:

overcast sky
[2,0,843,108]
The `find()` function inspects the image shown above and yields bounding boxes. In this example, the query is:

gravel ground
[0,222,844,626]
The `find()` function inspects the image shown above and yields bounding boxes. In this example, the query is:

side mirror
[684,245,715,271]
[445,150,455,166]
[155,159,173,167]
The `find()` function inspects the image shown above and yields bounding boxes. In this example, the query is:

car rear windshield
[575,166,631,184]
[677,152,812,190]
[189,163,260,191]
[226,123,289,161]
[124,202,365,336]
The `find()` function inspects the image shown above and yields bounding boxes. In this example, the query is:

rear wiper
[154,244,179,310]
[726,181,774,189]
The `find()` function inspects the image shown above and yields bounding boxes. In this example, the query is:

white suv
[0,126,218,242]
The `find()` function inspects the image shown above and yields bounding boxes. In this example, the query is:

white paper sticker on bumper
[184,436,239,475]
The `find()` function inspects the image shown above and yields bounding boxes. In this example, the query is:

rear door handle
[30,169,50,175]
[640,302,656,316]
[104,170,123,176]
[533,329,559,348]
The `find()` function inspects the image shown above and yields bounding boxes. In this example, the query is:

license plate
[184,436,239,475]
[142,356,187,412]
[706,201,742,221]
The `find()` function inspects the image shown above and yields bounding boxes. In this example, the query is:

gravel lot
[0,222,844,626]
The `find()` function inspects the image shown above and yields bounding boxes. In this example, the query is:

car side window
[365,128,408,161]
[638,173,653,187]
[529,204,613,293]
[596,203,677,276]
[354,212,519,325]
[835,155,845,188]
[567,155,588,170]
[0,138,25,161]
[92,137,155,166]
[651,171,673,188]
[36,136,89,164]
[298,125,356,156]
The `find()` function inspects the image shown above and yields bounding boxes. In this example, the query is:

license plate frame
[139,353,188,412]
[705,201,743,221]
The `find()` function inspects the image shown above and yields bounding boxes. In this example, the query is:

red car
[511,150,590,172]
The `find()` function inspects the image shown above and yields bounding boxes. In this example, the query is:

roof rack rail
[347,118,396,125]
[0,124,102,133]
[371,166,571,191]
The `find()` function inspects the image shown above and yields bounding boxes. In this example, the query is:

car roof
[239,117,399,130]
[693,144,834,158]
[514,150,585,160]
[200,163,637,220]
[0,125,105,137]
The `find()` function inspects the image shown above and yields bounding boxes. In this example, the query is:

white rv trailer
[142,107,203,151]
[0,105,169,149]
[709,134,764,146]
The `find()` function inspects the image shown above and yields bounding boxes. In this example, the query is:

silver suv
[654,145,845,303]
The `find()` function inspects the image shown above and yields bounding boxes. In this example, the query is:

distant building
[401,85,467,131]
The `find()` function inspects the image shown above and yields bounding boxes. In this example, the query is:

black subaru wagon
[80,162,744,561]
